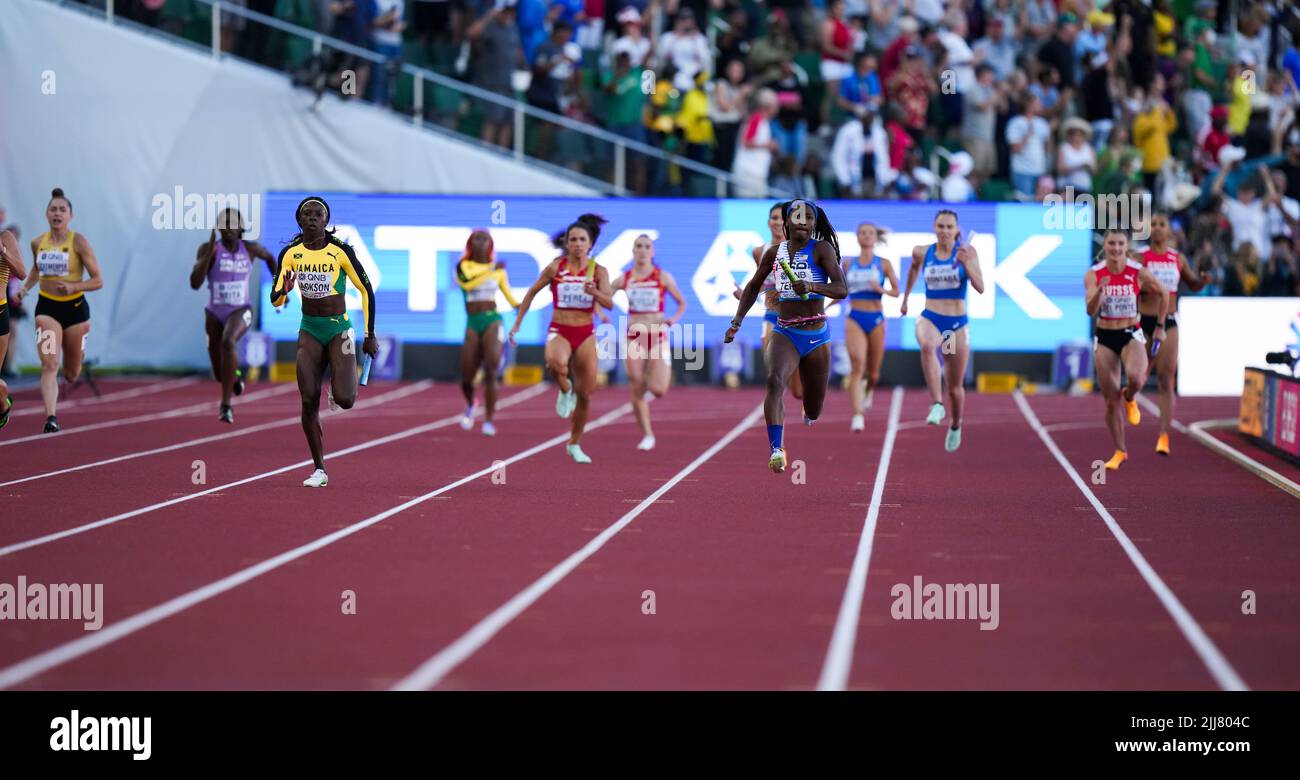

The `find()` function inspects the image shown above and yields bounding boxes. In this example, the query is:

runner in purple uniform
[189,208,276,423]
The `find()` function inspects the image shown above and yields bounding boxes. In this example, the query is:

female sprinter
[900,209,984,452]
[12,188,104,433]
[509,214,614,464]
[268,196,378,488]
[726,199,847,472]
[1086,228,1168,471]
[1139,212,1208,455]
[843,222,899,431]
[189,208,277,423]
[0,228,27,430]
[455,229,520,437]
[611,234,686,451]
[735,203,803,402]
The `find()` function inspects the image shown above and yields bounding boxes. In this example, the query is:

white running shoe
[636,434,656,451]
[302,468,328,488]
[459,406,474,431]
[850,413,865,432]
[945,427,962,452]
[864,387,874,409]
[556,389,576,419]
[566,443,592,463]
[482,421,497,437]
[925,402,945,426]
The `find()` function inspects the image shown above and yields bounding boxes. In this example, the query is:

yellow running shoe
[768,447,787,473]
[1156,433,1170,456]
[1104,449,1128,471]
[1125,398,1141,426]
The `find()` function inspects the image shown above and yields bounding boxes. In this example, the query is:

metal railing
[67,0,790,198]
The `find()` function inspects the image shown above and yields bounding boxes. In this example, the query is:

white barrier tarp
[0,0,595,369]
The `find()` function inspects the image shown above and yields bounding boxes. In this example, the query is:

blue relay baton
[360,353,373,386]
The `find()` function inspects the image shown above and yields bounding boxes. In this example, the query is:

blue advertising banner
[258,194,1093,352]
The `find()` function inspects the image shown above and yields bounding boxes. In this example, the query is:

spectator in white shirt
[609,6,652,68]
[1212,161,1271,258]
[1006,94,1052,197]
[941,151,976,202]
[830,111,890,197]
[657,8,713,92]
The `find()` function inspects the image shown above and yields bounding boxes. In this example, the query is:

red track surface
[1,376,1296,689]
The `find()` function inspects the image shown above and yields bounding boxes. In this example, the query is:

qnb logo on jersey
[49,711,151,761]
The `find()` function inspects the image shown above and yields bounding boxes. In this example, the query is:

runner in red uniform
[1085,229,1169,471]
[509,214,614,463]
[1138,213,1209,455]
[610,234,686,451]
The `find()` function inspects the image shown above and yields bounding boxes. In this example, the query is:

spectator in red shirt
[1198,105,1231,178]
[886,45,933,143]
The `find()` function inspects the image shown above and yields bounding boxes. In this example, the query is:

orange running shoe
[1156,433,1170,456]
[1105,449,1128,471]
[1125,398,1141,426]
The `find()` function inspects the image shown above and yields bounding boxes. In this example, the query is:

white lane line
[0,383,551,557]
[0,396,632,690]
[1,381,434,487]
[1014,390,1249,691]
[1135,395,1299,499]
[8,376,203,417]
[391,402,765,691]
[1042,421,1107,433]
[0,383,300,447]
[816,386,905,692]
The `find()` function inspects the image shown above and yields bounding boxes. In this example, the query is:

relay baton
[360,353,373,386]
[777,256,809,301]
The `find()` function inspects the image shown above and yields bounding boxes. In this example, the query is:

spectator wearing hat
[656,8,713,92]
[1076,9,1113,79]
[1133,72,1177,191]
[1057,117,1097,193]
[962,64,1000,178]
[972,16,1016,82]
[609,6,652,67]
[1006,93,1052,197]
[941,151,976,202]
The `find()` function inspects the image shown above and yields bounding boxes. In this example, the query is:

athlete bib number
[296,270,333,299]
[626,286,660,312]
[465,283,497,303]
[1149,263,1180,292]
[37,250,69,278]
[1100,291,1138,319]
[556,281,593,309]
[925,263,961,291]
[213,281,248,306]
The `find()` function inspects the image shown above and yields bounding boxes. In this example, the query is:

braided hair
[780,199,841,262]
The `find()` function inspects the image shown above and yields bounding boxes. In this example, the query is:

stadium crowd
[75,0,1300,294]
